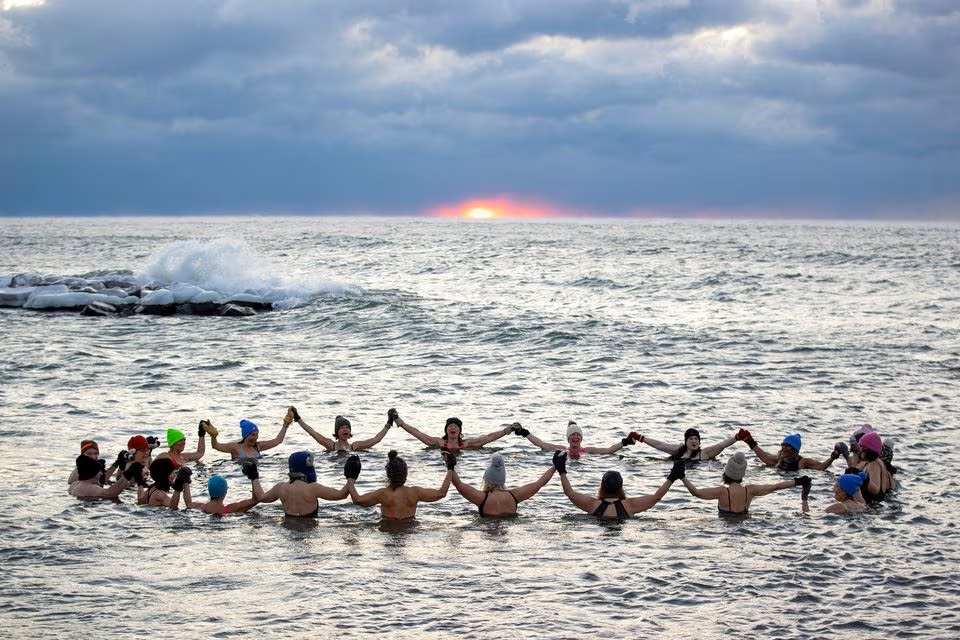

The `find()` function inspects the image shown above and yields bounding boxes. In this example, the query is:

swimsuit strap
[479,491,490,517]
[508,491,518,507]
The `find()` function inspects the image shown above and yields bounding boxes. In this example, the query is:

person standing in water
[394,411,513,454]
[852,432,896,503]
[517,420,641,459]
[349,450,453,520]
[251,452,357,518]
[826,471,868,515]
[635,427,738,462]
[738,430,842,471]
[292,407,393,452]
[210,410,292,461]
[154,421,216,468]
[680,451,811,516]
[554,452,684,521]
[68,455,131,501]
[189,474,260,515]
[450,453,556,517]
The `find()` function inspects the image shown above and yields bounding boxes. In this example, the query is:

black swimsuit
[285,507,319,518]
[718,485,748,516]
[592,499,629,521]
[479,490,518,517]
[777,456,801,472]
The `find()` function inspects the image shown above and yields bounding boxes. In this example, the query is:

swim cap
[76,455,102,481]
[600,470,623,496]
[386,450,408,486]
[127,435,149,451]
[334,415,352,435]
[837,471,867,498]
[445,417,463,429]
[724,451,747,481]
[684,428,701,442]
[782,433,802,453]
[859,431,882,455]
[288,451,317,484]
[207,475,228,499]
[240,419,258,440]
[149,458,176,491]
[851,424,875,442]
[483,453,506,487]
[566,421,583,439]
[80,439,98,454]
[167,428,186,447]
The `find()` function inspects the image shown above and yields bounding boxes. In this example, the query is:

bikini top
[592,499,629,521]
[479,490,518,517]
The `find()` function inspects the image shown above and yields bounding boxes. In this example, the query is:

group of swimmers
[68,406,899,520]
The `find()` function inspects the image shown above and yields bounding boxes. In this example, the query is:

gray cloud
[0,0,956,218]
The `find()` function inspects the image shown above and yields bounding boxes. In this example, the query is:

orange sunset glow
[430,198,566,220]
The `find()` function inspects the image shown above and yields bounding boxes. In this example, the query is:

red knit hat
[127,435,149,451]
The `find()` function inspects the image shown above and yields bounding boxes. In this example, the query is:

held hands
[289,406,301,423]
[241,460,259,481]
[736,428,758,450]
[387,408,399,427]
[442,451,457,470]
[344,455,362,480]
[114,450,131,471]
[123,461,148,487]
[621,432,643,446]
[200,420,219,438]
[146,436,161,451]
[552,450,568,475]
[511,422,531,438]
[667,459,686,482]
[795,475,812,500]
[172,466,192,492]
[833,442,850,459]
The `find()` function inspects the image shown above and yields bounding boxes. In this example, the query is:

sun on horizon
[431,197,565,220]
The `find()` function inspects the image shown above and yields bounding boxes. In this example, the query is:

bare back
[379,485,429,520]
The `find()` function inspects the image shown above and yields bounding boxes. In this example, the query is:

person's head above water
[723,451,748,483]
[859,432,882,457]
[288,451,317,483]
[167,428,186,452]
[75,455,102,481]
[149,457,176,491]
[836,471,867,499]
[599,470,625,500]
[483,453,506,489]
[781,433,802,455]
[385,450,408,486]
[240,419,259,444]
[79,440,99,459]
[207,475,228,500]
[684,428,701,451]
[443,417,464,444]
[566,421,583,446]
[334,415,352,439]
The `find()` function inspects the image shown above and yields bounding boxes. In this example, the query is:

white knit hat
[566,420,583,439]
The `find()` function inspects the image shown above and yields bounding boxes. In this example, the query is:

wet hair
[442,417,464,447]
[722,474,741,485]
[149,458,175,492]
[385,450,408,488]
[669,444,689,461]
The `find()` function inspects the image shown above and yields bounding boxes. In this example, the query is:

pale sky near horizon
[1,0,957,220]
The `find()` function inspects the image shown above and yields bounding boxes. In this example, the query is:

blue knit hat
[240,419,258,440]
[288,451,317,484]
[782,433,802,453]
[837,471,867,498]
[207,475,228,499]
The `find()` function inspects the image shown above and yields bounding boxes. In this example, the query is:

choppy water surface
[1,217,959,639]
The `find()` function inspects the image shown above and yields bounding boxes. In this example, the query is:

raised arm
[463,425,513,449]
[637,435,681,456]
[699,434,737,461]
[209,434,240,456]
[559,473,599,514]
[735,429,777,466]
[624,478,676,514]
[394,414,440,448]
[352,422,392,451]
[181,428,206,463]
[312,480,352,501]
[451,469,485,507]
[417,469,453,502]
[295,415,335,451]
[255,481,282,503]
[100,475,131,500]
[799,451,841,471]
[256,411,291,451]
[523,431,566,451]
[510,466,557,503]
[349,484,384,508]
[584,439,627,455]
[681,478,724,501]
[747,478,799,498]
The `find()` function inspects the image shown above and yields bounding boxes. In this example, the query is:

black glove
[552,450,567,475]
[621,436,635,446]
[289,406,301,422]
[241,460,259,481]
[668,459,686,482]
[114,450,131,471]
[344,455,362,480]
[834,442,850,458]
[511,422,530,437]
[441,451,457,470]
[146,435,161,450]
[172,466,192,492]
[123,461,148,487]
[198,421,206,438]
[795,475,811,500]
[387,408,398,427]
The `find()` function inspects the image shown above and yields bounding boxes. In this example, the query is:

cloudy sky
[1,0,957,219]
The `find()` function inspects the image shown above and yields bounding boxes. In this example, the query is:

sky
[0,0,957,219]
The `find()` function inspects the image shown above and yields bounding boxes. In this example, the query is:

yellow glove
[202,420,219,438]
[283,407,294,427]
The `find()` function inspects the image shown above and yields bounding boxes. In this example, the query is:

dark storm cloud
[0,0,957,218]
